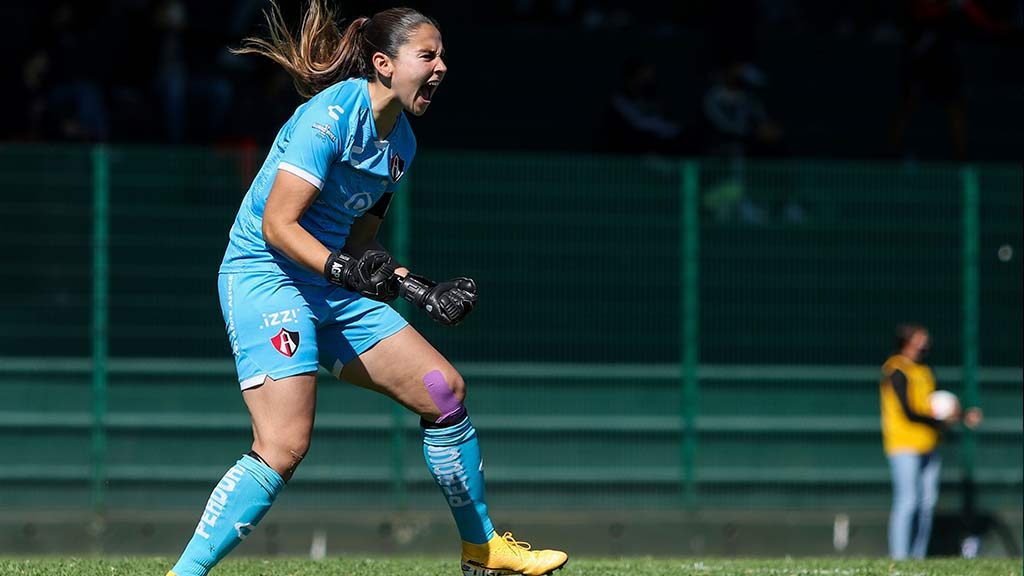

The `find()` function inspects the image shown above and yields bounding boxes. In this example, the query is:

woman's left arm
[345,214,410,277]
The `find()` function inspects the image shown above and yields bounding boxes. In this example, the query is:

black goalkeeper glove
[324,249,399,302]
[398,274,478,326]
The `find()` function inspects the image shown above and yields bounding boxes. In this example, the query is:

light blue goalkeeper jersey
[220,77,416,285]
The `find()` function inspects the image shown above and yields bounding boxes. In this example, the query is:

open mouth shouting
[416,79,441,105]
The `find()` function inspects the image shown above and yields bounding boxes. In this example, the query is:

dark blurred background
[4,0,1022,162]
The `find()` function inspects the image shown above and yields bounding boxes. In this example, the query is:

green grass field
[0,557,1020,576]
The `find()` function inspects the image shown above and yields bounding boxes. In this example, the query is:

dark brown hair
[894,323,927,352]
[232,1,439,99]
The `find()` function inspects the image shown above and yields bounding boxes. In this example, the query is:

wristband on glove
[397,273,436,306]
[324,249,356,287]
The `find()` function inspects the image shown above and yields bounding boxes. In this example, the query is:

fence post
[680,160,700,508]
[960,166,980,488]
[90,146,110,542]
[390,175,412,508]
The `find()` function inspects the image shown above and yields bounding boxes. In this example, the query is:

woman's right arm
[889,370,944,428]
[262,170,332,275]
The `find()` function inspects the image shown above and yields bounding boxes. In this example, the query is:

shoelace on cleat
[501,532,532,554]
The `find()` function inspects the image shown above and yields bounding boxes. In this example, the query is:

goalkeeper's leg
[166,373,315,576]
[340,326,568,575]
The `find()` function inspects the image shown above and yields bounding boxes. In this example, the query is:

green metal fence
[0,146,1020,521]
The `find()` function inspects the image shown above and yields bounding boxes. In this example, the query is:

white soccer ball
[929,390,960,420]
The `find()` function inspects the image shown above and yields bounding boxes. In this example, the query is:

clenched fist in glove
[398,274,477,326]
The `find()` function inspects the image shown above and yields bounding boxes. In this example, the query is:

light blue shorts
[218,270,408,389]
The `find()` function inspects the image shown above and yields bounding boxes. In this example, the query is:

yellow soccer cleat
[461,531,568,576]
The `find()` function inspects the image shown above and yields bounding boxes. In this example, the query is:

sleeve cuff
[279,162,324,190]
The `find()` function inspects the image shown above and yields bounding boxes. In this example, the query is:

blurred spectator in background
[153,0,190,143]
[4,0,1020,159]
[700,59,799,225]
[887,0,1015,162]
[598,56,687,156]
[702,59,783,159]
[153,0,233,143]
[880,324,983,559]
[16,50,50,140]
[29,2,110,141]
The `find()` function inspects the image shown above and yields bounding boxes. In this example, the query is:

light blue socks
[170,454,284,576]
[170,418,494,576]
[422,416,496,544]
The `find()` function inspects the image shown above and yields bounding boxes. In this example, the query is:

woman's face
[388,24,446,116]
[907,330,931,361]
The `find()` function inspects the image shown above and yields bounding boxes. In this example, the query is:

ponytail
[233,1,440,99]
[232,0,370,98]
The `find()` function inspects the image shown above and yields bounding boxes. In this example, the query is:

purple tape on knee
[423,369,466,426]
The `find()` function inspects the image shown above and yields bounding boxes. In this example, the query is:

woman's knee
[253,431,312,479]
[448,370,466,403]
[421,368,467,424]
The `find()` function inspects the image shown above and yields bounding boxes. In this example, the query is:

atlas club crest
[389,152,406,182]
[270,328,300,357]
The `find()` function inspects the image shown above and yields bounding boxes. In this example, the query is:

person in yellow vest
[880,324,983,559]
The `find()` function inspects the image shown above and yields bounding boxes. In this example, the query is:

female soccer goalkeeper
[166,3,567,575]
